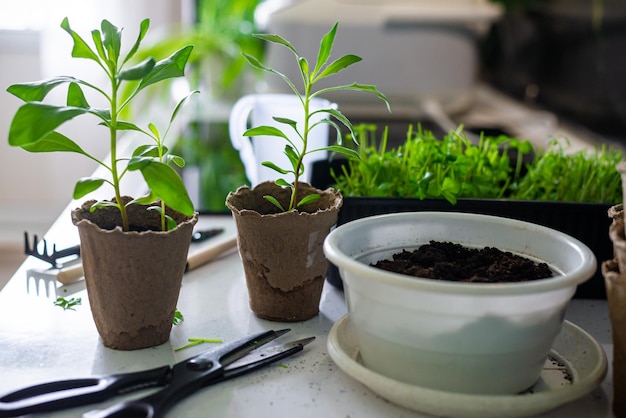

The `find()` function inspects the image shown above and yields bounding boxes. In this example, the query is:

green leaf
[298,57,310,84]
[54,297,81,311]
[115,121,144,132]
[101,19,122,63]
[133,145,162,157]
[127,155,151,170]
[123,18,150,65]
[73,177,106,199]
[90,29,106,61]
[314,83,391,112]
[297,193,320,207]
[135,45,193,93]
[21,131,88,155]
[283,145,300,170]
[8,103,88,147]
[275,178,293,188]
[314,54,362,82]
[7,76,79,102]
[165,214,177,231]
[242,52,301,97]
[262,161,290,175]
[273,116,299,131]
[166,154,185,168]
[263,195,285,211]
[128,159,194,216]
[253,33,298,56]
[172,308,184,326]
[148,123,160,139]
[67,83,89,108]
[241,52,267,71]
[118,58,156,80]
[61,18,100,63]
[315,145,360,160]
[129,191,158,206]
[322,108,351,129]
[313,22,338,77]
[169,90,199,127]
[90,200,121,212]
[243,126,289,140]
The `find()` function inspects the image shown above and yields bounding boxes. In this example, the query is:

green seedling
[510,139,623,202]
[334,125,623,204]
[242,22,390,211]
[54,297,82,311]
[7,18,197,231]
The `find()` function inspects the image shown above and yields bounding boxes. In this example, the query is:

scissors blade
[218,336,316,382]
[187,328,291,371]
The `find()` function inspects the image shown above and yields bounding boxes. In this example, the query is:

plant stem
[109,72,129,231]
[290,92,310,211]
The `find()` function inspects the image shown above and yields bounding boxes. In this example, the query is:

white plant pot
[323,212,596,395]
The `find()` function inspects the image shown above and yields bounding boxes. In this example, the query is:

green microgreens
[333,125,623,204]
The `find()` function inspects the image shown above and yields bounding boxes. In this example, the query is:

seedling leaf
[263,195,286,211]
[297,194,320,207]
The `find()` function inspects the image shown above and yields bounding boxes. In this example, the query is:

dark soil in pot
[372,241,553,283]
[74,196,190,231]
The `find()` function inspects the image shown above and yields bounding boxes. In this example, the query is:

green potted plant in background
[6,18,198,350]
[225,22,390,321]
[133,0,264,212]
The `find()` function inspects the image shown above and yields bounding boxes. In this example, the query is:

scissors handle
[0,366,170,418]
[86,364,223,418]
[88,330,283,418]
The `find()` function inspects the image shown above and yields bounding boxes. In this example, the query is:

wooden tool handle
[185,236,238,272]
[56,264,84,285]
[54,235,238,284]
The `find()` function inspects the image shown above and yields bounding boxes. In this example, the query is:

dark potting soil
[371,241,553,283]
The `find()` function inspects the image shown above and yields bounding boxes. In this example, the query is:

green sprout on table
[174,337,223,352]
[54,297,82,311]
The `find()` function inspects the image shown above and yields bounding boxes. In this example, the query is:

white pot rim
[324,211,597,296]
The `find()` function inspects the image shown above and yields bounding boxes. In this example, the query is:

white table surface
[0,209,617,418]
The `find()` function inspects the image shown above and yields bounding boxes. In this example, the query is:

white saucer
[327,315,608,418]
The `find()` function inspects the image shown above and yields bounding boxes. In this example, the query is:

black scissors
[0,329,314,418]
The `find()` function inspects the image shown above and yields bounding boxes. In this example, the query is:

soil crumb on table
[371,241,553,283]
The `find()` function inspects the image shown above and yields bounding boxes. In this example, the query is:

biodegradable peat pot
[226,182,342,321]
[324,212,596,394]
[71,198,198,350]
[605,204,626,417]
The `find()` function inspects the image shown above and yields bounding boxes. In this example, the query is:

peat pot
[323,212,596,394]
[226,182,342,321]
[604,204,626,417]
[72,199,198,350]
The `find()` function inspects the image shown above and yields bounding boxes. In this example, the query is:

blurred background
[1,0,625,279]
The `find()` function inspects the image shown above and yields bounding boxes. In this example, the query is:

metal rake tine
[24,231,49,257]
[23,231,80,268]
[23,231,38,256]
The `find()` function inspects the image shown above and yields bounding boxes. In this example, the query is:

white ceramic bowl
[323,212,596,395]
